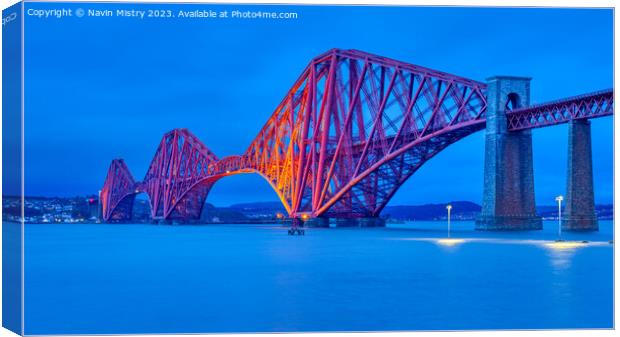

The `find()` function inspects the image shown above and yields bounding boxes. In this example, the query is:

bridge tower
[476,76,542,230]
[564,119,598,231]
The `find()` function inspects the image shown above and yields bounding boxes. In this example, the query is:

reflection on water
[543,241,587,270]
[24,220,613,334]
[435,238,466,247]
[401,235,608,270]
[544,241,587,250]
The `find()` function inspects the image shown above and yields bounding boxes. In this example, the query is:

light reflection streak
[544,242,585,270]
[392,237,609,249]
[436,238,466,247]
[544,241,586,250]
[393,236,611,270]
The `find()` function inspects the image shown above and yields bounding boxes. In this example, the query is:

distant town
[2,196,614,224]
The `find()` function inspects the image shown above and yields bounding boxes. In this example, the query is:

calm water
[24,220,613,334]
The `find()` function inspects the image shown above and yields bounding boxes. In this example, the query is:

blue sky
[23,3,613,206]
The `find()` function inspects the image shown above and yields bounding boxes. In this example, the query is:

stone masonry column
[564,119,598,231]
[475,76,542,230]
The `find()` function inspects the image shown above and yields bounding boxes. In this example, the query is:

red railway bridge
[101,49,613,231]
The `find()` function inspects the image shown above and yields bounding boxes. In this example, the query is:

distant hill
[382,201,481,221]
[11,195,613,223]
[537,204,613,220]
[228,201,286,212]
[174,201,616,222]
[200,203,248,223]
[227,201,286,219]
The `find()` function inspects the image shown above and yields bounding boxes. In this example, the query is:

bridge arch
[167,169,292,218]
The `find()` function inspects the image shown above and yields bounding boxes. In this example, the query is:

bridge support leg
[564,120,598,231]
[476,76,542,230]
[333,217,386,227]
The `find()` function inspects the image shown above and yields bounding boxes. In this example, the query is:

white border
[0,1,616,337]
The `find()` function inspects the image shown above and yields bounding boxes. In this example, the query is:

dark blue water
[24,221,613,334]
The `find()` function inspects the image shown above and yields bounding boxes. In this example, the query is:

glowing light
[436,238,466,246]
[300,213,310,221]
[544,241,586,250]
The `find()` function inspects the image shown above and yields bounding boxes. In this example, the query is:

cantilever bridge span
[101,49,613,230]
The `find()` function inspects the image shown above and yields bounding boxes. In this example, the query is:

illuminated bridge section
[100,49,613,223]
[239,49,488,219]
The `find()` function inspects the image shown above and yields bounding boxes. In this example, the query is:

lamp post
[446,204,452,238]
[555,195,564,240]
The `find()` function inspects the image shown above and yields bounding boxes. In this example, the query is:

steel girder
[507,89,613,131]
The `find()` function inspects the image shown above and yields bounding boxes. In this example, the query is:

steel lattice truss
[101,49,614,222]
[507,89,613,131]
[101,159,137,221]
[142,129,219,220]
[239,49,488,218]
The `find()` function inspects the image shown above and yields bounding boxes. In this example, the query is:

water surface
[24,220,613,334]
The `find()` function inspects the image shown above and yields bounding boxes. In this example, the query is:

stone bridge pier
[564,119,598,231]
[476,76,542,230]
[476,76,600,231]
